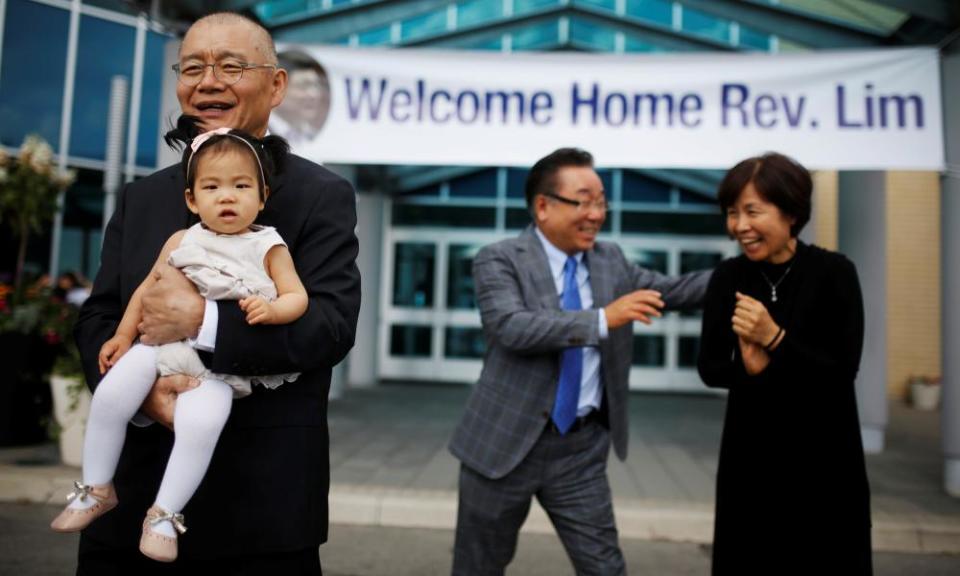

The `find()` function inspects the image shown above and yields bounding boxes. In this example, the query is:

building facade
[0,0,952,404]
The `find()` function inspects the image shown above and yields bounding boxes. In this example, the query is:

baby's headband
[188,127,265,187]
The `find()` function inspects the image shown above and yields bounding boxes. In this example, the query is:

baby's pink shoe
[50,481,118,532]
[139,505,187,563]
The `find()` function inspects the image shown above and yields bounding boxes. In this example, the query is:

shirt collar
[534,226,584,283]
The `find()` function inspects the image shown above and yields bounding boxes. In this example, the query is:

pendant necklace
[760,263,793,303]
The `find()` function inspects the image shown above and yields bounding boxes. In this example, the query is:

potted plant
[0,281,75,445]
[909,375,941,411]
[0,134,76,446]
[49,337,90,466]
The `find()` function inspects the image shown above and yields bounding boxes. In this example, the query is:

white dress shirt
[191,300,219,352]
[535,228,608,417]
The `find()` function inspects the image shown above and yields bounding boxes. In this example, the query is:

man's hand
[732,292,779,346]
[239,295,275,325]
[140,375,200,430]
[738,336,770,375]
[98,335,133,375]
[139,264,204,345]
[604,290,664,329]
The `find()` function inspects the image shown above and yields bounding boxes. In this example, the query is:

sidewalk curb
[327,485,960,554]
[4,464,958,555]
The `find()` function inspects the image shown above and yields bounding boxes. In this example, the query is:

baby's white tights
[72,344,233,538]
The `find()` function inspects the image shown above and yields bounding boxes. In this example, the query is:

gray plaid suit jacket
[449,226,710,479]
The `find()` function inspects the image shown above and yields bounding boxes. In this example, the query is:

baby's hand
[98,336,132,374]
[239,296,275,325]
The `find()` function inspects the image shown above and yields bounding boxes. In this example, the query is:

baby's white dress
[155,223,299,397]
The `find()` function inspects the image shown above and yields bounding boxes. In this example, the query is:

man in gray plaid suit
[449,148,711,575]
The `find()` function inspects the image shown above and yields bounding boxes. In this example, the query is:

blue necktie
[552,256,583,435]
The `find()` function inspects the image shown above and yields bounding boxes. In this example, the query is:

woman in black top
[698,152,872,575]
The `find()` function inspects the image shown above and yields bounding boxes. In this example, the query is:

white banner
[270,46,944,170]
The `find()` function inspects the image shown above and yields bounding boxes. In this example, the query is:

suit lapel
[518,226,560,310]
[586,246,613,392]
[258,164,284,227]
[586,246,613,308]
[163,167,194,229]
[123,167,192,304]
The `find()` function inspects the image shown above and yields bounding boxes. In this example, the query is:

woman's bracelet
[764,327,783,351]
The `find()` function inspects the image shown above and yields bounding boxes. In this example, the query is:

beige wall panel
[885,172,941,398]
[812,170,838,251]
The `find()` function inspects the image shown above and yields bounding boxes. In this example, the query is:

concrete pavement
[3,502,960,575]
[1,384,959,556]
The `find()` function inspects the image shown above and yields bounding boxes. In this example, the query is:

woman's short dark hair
[525,147,594,211]
[716,152,812,237]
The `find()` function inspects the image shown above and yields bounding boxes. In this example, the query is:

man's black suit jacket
[74,155,361,559]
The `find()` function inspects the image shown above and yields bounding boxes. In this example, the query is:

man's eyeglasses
[543,192,608,214]
[172,60,277,87]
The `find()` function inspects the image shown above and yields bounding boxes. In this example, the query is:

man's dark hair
[525,148,594,211]
[716,152,812,237]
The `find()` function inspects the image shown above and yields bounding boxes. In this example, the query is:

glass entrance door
[378,222,502,383]
[623,238,737,391]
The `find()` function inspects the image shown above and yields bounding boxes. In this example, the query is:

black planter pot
[0,333,56,446]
